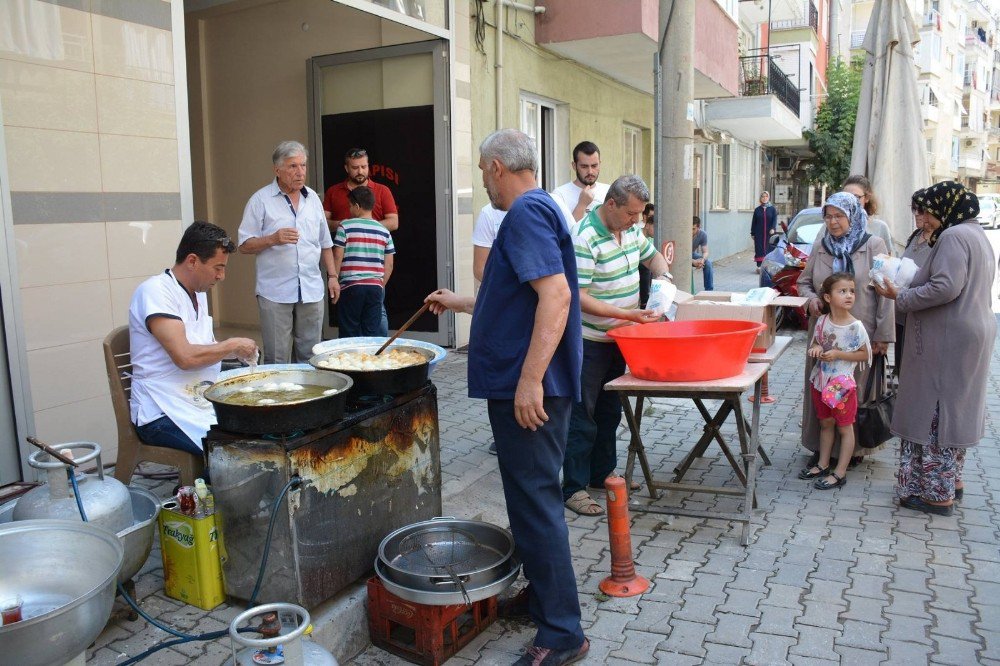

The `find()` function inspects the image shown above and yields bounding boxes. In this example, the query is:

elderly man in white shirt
[239,141,338,363]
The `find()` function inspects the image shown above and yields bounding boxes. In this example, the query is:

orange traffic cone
[748,371,776,404]
[598,475,650,597]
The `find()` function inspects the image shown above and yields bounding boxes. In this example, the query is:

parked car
[759,207,824,329]
[977,194,999,230]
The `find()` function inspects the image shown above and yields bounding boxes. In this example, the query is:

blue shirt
[468,189,582,400]
[238,179,333,304]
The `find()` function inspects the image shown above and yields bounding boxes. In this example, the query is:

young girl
[798,272,872,489]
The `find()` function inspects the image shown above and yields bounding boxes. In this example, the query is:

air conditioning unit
[777,156,795,171]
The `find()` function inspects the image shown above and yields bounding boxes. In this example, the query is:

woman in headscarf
[874,181,996,516]
[893,188,933,375]
[750,191,777,271]
[842,174,895,255]
[797,192,894,472]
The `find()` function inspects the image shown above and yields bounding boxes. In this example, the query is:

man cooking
[425,129,589,666]
[238,141,338,363]
[129,221,258,454]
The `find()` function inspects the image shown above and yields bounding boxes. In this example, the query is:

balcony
[923,9,942,31]
[960,154,984,172]
[770,1,818,33]
[850,30,866,50]
[703,52,802,142]
[923,104,940,124]
[534,0,739,97]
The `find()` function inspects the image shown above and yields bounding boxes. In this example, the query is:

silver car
[977,195,999,230]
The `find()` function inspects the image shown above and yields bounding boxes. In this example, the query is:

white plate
[311,337,447,374]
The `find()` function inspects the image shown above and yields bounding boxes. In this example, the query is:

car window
[979,199,996,212]
[788,212,824,245]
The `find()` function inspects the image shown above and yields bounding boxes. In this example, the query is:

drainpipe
[495,1,546,128]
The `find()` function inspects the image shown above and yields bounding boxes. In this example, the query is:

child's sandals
[798,465,829,480]
[814,471,846,490]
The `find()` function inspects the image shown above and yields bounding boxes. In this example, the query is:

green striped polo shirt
[574,206,656,341]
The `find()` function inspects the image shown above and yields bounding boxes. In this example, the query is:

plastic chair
[103,326,204,486]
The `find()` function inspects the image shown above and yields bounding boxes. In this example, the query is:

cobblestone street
[87,252,1000,665]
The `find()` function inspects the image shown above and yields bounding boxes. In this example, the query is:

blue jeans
[693,251,714,291]
[488,397,584,651]
[338,285,388,337]
[135,415,203,456]
[562,340,626,500]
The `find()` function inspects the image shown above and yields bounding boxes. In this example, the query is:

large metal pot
[204,367,353,435]
[376,518,517,604]
[309,345,431,398]
[374,556,520,606]
[0,520,124,666]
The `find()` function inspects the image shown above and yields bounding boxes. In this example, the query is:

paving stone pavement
[86,251,1000,665]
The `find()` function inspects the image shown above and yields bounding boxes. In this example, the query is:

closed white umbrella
[850,0,929,252]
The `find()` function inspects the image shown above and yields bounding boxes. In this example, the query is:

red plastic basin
[607,320,767,382]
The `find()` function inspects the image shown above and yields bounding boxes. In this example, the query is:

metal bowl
[118,487,160,584]
[0,520,124,666]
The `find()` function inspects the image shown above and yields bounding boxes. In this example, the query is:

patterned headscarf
[821,191,869,274]
[912,180,979,246]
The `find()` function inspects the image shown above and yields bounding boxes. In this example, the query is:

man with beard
[551,141,609,223]
[425,129,589,665]
[238,141,337,363]
[323,148,399,233]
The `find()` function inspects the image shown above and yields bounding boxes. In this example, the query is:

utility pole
[657,0,695,292]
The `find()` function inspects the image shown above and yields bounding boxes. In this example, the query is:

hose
[67,470,301,663]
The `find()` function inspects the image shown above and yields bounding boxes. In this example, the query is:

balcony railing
[850,30,866,49]
[923,9,942,30]
[771,1,818,33]
[739,53,801,116]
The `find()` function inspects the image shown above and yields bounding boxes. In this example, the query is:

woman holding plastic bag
[891,189,935,375]
[797,192,894,468]
[873,181,996,516]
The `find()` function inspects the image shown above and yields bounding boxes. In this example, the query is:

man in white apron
[129,222,258,454]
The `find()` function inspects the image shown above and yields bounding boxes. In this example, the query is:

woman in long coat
[875,181,996,516]
[750,191,777,269]
[797,192,894,465]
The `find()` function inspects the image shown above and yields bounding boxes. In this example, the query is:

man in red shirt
[323,148,399,234]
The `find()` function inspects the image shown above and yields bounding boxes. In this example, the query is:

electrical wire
[67,470,301,663]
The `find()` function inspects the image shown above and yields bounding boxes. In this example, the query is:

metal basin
[118,487,160,584]
[0,520,124,666]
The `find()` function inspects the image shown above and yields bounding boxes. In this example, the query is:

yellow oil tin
[158,500,226,610]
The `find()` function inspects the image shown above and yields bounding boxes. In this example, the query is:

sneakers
[513,638,590,665]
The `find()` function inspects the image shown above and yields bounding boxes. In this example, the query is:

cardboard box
[675,291,807,352]
[158,500,226,610]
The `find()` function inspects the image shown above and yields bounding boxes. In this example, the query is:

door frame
[0,106,37,483]
[306,40,454,346]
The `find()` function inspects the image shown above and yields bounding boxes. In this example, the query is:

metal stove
[205,383,441,609]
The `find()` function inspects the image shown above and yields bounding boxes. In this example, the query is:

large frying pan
[203,367,352,435]
[308,345,432,398]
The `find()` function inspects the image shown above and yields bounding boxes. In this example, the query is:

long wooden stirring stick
[26,436,80,467]
[374,302,431,355]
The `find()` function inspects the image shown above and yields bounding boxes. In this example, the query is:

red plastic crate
[367,577,498,666]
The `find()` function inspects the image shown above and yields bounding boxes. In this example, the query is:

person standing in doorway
[238,141,337,363]
[692,216,714,291]
[550,141,610,223]
[323,148,399,233]
[750,191,777,272]
[638,203,655,307]
[425,129,589,665]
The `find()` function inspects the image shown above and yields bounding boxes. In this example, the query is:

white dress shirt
[238,179,333,303]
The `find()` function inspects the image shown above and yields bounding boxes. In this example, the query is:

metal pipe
[501,0,545,13]
[496,0,503,127]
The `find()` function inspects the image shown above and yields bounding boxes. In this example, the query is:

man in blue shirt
[426,129,588,666]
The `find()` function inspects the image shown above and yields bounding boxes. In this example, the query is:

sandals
[814,471,846,490]
[565,490,604,516]
[798,465,829,480]
[900,496,954,516]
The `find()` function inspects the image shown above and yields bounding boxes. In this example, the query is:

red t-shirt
[322,180,399,222]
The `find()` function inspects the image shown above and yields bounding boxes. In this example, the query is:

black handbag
[856,354,895,449]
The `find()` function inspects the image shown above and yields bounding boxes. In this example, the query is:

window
[519,94,559,191]
[622,124,643,177]
[712,144,730,210]
[733,142,756,209]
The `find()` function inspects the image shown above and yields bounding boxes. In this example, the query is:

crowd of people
[123,127,997,665]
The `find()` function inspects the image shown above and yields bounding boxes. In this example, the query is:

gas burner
[347,394,395,410]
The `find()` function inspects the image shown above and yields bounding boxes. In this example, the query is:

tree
[803,56,864,190]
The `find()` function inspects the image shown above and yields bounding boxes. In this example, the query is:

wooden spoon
[374,302,431,355]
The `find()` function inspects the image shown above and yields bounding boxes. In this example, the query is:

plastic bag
[869,254,918,290]
[760,242,788,278]
[646,278,677,318]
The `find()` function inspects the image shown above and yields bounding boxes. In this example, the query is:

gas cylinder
[12,442,133,533]
[227,603,338,666]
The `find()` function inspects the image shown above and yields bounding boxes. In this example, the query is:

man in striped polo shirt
[332,185,395,337]
[563,175,669,516]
